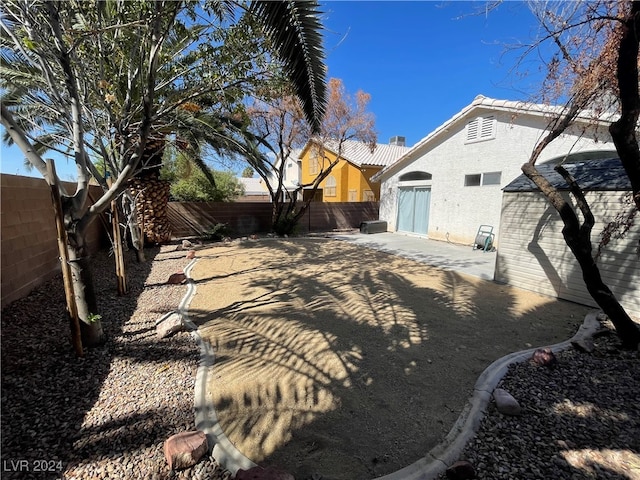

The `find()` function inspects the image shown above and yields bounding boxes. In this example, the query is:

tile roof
[238,177,269,194]
[373,94,616,182]
[321,139,410,167]
[503,158,631,192]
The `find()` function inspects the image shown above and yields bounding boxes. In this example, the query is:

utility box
[360,220,387,234]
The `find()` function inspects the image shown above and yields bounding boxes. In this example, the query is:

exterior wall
[1,174,106,308]
[379,109,615,245]
[1,173,377,307]
[495,190,640,318]
[299,143,382,202]
[167,201,379,237]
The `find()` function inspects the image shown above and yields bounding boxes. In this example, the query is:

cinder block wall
[1,174,106,308]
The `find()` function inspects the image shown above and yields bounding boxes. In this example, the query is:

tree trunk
[128,173,172,244]
[561,225,640,349]
[122,189,146,262]
[67,227,105,347]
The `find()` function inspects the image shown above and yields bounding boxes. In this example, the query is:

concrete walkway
[331,232,496,281]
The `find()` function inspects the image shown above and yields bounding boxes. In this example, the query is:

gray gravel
[2,244,639,480]
[1,245,231,480]
[438,327,640,480]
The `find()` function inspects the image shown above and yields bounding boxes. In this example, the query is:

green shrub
[202,223,231,241]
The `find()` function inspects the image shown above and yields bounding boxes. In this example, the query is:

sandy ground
[186,237,590,480]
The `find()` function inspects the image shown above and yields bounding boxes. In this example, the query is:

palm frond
[248,0,326,132]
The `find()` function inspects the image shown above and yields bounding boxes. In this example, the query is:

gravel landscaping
[1,245,231,480]
[438,329,640,480]
[1,241,638,480]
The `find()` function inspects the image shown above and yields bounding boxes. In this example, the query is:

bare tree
[247,77,377,234]
[519,0,640,348]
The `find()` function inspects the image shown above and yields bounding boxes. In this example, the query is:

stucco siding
[496,191,640,318]
[379,109,615,245]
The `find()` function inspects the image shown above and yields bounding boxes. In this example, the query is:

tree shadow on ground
[186,238,623,480]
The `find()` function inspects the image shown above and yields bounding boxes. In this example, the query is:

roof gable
[374,94,616,181]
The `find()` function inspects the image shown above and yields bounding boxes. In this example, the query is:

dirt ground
[186,237,590,480]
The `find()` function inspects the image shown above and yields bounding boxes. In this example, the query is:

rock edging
[181,258,258,476]
[376,310,605,480]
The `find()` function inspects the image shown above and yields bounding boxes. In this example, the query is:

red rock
[186,250,196,259]
[235,465,295,480]
[167,272,187,284]
[531,347,557,367]
[446,460,476,479]
[163,430,208,470]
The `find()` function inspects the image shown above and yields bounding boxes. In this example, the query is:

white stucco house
[267,148,303,202]
[374,95,617,246]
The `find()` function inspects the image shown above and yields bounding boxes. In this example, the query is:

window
[348,190,357,202]
[482,171,502,185]
[466,116,496,143]
[309,147,320,175]
[399,171,432,181]
[464,174,481,186]
[325,176,336,197]
[465,171,502,187]
[363,190,375,201]
[309,155,319,175]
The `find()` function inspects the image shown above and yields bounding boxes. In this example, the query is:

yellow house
[299,137,409,202]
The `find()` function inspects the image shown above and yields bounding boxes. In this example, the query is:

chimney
[389,136,406,147]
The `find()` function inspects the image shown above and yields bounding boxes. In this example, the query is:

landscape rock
[571,337,595,353]
[531,347,557,368]
[163,430,208,470]
[446,460,476,479]
[186,250,196,259]
[182,239,194,249]
[235,465,295,480]
[156,312,184,339]
[167,271,187,284]
[493,388,522,416]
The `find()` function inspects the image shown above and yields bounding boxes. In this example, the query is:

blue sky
[1,1,545,180]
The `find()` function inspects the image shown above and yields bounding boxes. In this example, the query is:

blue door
[397,187,431,235]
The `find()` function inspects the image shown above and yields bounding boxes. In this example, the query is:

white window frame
[325,175,337,197]
[464,171,502,187]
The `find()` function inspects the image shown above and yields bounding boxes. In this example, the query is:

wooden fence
[1,173,380,307]
[167,201,379,237]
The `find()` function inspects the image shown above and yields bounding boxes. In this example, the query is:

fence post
[107,177,127,295]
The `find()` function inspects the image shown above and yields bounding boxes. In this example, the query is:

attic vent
[466,116,496,143]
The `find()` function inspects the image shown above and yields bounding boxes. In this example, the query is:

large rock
[571,337,595,353]
[167,272,187,284]
[235,466,295,480]
[446,460,476,479]
[163,430,208,470]
[531,347,557,368]
[493,388,522,416]
[156,312,184,339]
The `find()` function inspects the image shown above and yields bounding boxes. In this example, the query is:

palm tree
[1,0,326,349]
